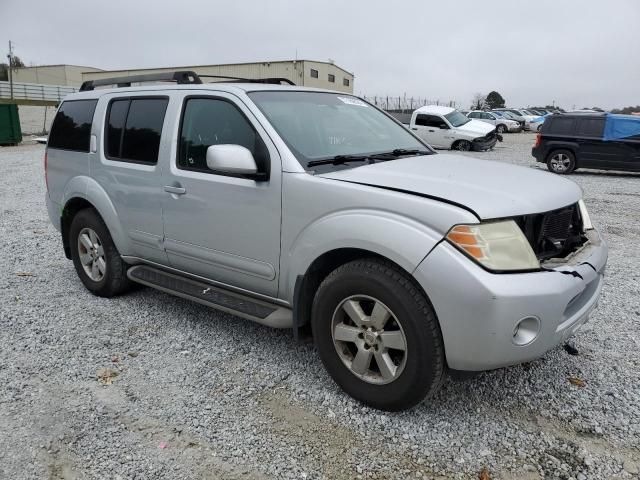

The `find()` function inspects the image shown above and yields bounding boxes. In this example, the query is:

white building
[81,60,354,93]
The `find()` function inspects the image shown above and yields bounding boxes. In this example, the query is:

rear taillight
[44,150,49,191]
[534,133,541,148]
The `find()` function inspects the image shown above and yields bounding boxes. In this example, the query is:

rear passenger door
[575,118,629,170]
[160,93,282,297]
[94,94,170,264]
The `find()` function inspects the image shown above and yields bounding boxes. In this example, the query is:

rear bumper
[532,146,545,162]
[46,194,61,232]
[414,231,607,371]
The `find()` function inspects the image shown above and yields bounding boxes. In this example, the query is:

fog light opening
[512,316,540,346]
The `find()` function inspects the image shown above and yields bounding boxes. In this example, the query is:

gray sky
[2,0,639,109]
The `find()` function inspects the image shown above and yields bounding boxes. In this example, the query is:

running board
[127,265,293,329]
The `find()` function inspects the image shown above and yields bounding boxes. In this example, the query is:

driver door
[160,93,282,296]
[412,114,449,148]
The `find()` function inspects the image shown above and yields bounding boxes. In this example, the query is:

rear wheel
[311,259,445,411]
[546,149,576,174]
[453,140,472,151]
[69,209,133,297]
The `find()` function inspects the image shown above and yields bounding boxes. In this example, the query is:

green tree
[485,91,506,109]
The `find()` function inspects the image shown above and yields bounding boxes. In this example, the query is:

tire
[546,149,576,174]
[453,140,472,151]
[311,258,445,411]
[69,208,133,297]
[496,124,506,134]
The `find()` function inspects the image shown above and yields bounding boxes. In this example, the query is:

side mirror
[206,144,258,176]
[439,123,449,130]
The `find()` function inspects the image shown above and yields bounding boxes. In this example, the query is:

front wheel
[311,259,445,411]
[496,124,506,134]
[453,140,472,151]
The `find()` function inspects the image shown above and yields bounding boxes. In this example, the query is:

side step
[127,265,293,329]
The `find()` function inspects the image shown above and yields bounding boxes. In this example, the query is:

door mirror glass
[206,144,258,175]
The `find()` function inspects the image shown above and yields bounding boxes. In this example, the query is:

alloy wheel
[549,153,571,173]
[331,295,408,385]
[77,227,106,282]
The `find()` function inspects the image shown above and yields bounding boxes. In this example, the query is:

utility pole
[7,40,14,99]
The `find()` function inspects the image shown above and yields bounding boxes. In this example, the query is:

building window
[343,78,350,87]
[310,69,318,78]
[328,74,335,83]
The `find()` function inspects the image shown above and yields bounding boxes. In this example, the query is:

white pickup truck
[408,105,499,151]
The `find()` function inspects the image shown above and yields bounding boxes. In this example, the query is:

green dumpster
[0,104,23,146]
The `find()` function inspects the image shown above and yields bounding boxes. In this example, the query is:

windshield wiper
[307,155,372,167]
[307,149,429,168]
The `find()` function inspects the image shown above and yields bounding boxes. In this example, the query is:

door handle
[428,129,435,132]
[411,127,418,131]
[164,185,186,195]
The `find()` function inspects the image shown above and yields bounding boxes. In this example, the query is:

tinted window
[550,117,575,135]
[48,100,98,152]
[106,100,128,158]
[416,114,446,128]
[105,97,168,164]
[468,112,480,118]
[178,98,269,175]
[576,118,604,137]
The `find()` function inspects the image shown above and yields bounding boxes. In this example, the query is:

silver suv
[45,72,607,411]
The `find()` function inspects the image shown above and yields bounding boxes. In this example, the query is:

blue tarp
[603,113,640,141]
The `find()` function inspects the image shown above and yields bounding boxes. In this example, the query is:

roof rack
[80,71,202,91]
[197,74,295,85]
[79,70,296,91]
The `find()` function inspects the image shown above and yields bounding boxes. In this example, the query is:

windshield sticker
[337,96,368,107]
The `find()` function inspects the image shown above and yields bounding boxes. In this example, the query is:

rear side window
[105,97,169,164]
[48,100,98,152]
[549,117,575,135]
[576,118,604,137]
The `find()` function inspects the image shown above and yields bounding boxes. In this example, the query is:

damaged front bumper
[471,133,501,151]
[414,229,608,371]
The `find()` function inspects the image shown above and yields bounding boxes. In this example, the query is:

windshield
[444,110,471,127]
[248,91,430,171]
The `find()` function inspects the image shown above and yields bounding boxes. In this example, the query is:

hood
[319,154,582,219]
[456,119,495,135]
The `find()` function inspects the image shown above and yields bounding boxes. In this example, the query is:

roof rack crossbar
[79,70,203,91]
[197,74,296,85]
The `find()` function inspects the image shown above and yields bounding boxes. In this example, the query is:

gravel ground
[1,134,639,480]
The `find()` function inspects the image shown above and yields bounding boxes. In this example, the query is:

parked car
[409,105,498,151]
[491,110,525,131]
[45,72,607,411]
[532,112,640,174]
[493,108,531,130]
[467,110,521,133]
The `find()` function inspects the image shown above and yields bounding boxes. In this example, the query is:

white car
[520,109,548,131]
[409,106,498,151]
[467,111,521,133]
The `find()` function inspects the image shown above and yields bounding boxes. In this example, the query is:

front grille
[515,203,586,260]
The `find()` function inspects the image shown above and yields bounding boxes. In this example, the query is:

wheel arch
[292,247,422,339]
[60,176,131,259]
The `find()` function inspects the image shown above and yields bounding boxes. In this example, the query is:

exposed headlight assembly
[446,220,540,272]
[578,199,594,231]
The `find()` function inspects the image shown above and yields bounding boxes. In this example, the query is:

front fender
[281,209,443,301]
[61,176,132,255]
